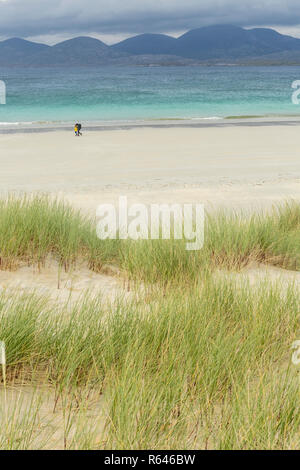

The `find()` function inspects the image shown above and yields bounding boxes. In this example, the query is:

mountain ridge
[2,25,300,66]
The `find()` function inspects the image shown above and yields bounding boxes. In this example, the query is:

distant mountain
[247,28,300,52]
[0,38,50,65]
[28,37,126,66]
[114,25,300,60]
[2,25,300,66]
[176,25,262,59]
[112,33,177,55]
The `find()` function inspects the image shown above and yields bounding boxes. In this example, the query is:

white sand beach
[0,122,299,297]
[0,123,299,212]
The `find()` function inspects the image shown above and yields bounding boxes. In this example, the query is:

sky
[1,0,300,44]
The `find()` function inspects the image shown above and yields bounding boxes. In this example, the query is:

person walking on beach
[74,122,82,136]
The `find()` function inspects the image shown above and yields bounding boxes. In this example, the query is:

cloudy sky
[1,0,300,44]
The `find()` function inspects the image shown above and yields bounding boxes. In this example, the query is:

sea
[0,65,300,127]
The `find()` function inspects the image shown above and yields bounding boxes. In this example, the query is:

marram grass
[0,277,299,450]
[0,194,117,272]
[0,195,299,281]
[0,194,299,449]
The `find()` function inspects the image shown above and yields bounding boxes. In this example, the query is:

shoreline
[1,115,300,134]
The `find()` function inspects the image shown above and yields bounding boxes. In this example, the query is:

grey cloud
[1,0,300,40]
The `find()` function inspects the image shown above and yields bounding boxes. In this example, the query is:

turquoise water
[0,65,300,124]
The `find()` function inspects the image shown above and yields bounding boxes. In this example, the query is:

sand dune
[0,123,299,298]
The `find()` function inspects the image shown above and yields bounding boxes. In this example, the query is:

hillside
[0,38,50,65]
[2,25,300,66]
[28,37,126,66]
[114,24,300,60]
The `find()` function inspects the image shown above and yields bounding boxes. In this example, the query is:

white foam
[0,121,33,126]
[188,116,223,121]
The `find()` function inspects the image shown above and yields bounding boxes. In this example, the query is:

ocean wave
[197,117,223,120]
[183,116,223,121]
[0,121,34,126]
